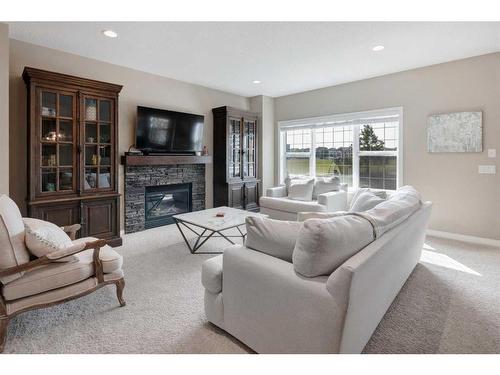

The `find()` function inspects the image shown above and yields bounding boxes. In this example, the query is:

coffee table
[173,206,267,254]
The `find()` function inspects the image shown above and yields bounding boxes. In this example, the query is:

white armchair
[260,183,348,221]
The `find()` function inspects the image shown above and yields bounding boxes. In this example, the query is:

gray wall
[250,95,275,194]
[9,39,250,229]
[275,53,500,240]
[0,24,8,194]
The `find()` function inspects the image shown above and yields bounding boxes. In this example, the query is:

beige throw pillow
[23,218,76,261]
[312,176,341,199]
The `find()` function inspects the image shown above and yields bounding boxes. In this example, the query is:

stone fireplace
[124,163,205,233]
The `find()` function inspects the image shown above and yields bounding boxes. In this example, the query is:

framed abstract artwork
[427,111,482,153]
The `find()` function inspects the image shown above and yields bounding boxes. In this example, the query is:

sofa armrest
[265,185,287,198]
[317,190,348,212]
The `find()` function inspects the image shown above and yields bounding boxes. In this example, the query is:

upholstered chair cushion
[23,218,74,258]
[312,176,341,199]
[0,195,31,284]
[2,242,123,300]
[293,215,374,277]
[245,216,302,262]
[288,178,315,201]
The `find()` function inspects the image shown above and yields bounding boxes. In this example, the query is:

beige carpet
[3,225,500,353]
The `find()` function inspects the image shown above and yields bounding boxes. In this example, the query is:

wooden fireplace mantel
[121,154,213,166]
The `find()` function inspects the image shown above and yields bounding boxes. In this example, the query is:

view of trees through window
[283,120,399,190]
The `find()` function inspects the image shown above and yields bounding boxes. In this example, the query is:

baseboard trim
[426,229,500,248]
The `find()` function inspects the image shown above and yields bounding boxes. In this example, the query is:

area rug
[3,225,499,353]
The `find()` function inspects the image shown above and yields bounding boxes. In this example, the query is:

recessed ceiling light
[102,29,118,38]
[252,80,261,84]
[372,45,385,52]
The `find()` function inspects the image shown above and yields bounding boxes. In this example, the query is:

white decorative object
[427,111,482,153]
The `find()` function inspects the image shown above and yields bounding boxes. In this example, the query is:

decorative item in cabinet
[23,66,123,246]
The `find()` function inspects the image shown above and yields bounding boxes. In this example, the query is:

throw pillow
[288,178,315,201]
[284,175,307,194]
[349,190,386,212]
[245,216,302,262]
[292,215,374,277]
[23,218,76,261]
[312,176,341,199]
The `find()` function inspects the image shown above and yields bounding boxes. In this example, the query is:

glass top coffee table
[173,206,267,254]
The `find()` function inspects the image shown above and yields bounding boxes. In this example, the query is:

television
[135,106,204,154]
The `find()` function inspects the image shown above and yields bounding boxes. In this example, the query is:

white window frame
[278,107,404,190]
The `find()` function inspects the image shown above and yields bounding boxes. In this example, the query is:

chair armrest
[61,223,81,240]
[0,239,107,279]
[317,191,348,212]
[297,211,347,222]
[265,186,287,198]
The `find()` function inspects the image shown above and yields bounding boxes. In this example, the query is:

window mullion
[310,128,316,178]
[352,125,360,190]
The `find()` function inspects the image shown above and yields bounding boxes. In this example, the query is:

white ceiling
[8,22,500,97]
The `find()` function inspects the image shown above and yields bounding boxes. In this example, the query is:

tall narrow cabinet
[23,67,123,246]
[212,106,260,211]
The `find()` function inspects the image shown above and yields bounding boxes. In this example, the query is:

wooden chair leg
[116,278,126,307]
[0,318,8,353]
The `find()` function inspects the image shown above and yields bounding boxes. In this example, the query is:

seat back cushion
[349,190,386,212]
[245,216,302,262]
[349,188,387,211]
[288,178,314,201]
[312,176,340,199]
[293,215,374,277]
[0,195,30,284]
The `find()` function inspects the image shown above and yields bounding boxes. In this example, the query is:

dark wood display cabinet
[212,106,260,211]
[23,67,123,246]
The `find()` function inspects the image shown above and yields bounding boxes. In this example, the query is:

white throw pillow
[23,218,75,260]
[292,215,374,277]
[312,176,340,199]
[349,190,386,212]
[288,178,314,201]
[245,216,302,262]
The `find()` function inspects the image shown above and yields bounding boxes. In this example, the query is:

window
[279,108,402,190]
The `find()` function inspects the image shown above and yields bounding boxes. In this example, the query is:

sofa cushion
[23,218,73,258]
[0,195,31,284]
[312,176,340,199]
[245,216,302,262]
[288,178,314,201]
[349,188,387,211]
[357,185,422,238]
[260,196,326,214]
[202,255,223,294]
[2,244,122,300]
[349,190,386,213]
[292,215,374,277]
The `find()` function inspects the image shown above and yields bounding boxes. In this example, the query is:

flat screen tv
[135,106,204,154]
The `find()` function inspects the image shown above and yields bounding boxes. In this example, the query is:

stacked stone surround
[124,164,205,233]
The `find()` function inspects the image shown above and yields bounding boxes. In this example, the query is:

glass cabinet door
[242,119,257,179]
[38,90,76,194]
[83,97,114,191]
[228,117,241,180]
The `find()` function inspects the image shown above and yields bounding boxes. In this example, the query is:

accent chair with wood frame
[0,195,125,353]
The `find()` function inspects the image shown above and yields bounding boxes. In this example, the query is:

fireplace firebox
[144,183,192,228]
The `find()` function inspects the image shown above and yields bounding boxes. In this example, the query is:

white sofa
[202,197,432,353]
[260,183,348,221]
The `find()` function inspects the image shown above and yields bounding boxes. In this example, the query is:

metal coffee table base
[174,218,246,254]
